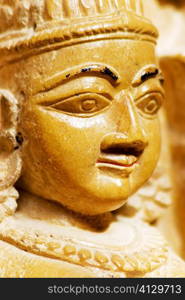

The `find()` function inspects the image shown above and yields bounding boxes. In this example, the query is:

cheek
[142,118,161,173]
[147,118,161,157]
[21,107,114,168]
[131,118,161,192]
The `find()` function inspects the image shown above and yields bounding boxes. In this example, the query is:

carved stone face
[14,39,164,215]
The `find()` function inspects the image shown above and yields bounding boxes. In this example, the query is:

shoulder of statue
[0,191,172,277]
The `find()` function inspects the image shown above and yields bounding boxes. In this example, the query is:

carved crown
[0,0,143,31]
[0,0,158,66]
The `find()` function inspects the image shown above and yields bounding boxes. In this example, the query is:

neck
[17,189,115,232]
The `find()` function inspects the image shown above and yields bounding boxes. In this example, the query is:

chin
[60,172,131,215]
[71,188,130,216]
[69,199,127,216]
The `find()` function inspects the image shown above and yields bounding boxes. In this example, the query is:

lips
[97,154,138,168]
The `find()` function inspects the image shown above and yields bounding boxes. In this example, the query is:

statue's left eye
[50,93,111,116]
[81,99,97,112]
[136,92,163,117]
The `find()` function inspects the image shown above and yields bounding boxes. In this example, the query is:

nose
[100,94,148,157]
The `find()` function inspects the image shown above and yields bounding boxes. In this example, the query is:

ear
[0,90,22,221]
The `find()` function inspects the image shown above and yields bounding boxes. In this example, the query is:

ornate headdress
[0,0,158,66]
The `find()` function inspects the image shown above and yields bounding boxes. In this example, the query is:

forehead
[11,39,157,94]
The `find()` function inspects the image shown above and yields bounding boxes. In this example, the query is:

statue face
[16,39,164,215]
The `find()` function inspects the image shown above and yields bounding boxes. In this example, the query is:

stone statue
[0,0,185,278]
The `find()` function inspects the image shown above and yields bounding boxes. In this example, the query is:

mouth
[96,141,145,177]
[96,154,139,176]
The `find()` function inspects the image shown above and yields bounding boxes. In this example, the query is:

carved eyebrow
[36,64,121,95]
[132,65,164,87]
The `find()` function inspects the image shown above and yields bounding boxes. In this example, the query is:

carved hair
[0,90,22,221]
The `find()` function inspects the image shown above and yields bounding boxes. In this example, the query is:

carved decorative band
[0,219,168,275]
[0,11,158,67]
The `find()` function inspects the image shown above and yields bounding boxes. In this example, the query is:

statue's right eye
[49,93,111,116]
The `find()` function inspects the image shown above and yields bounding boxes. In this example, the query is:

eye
[50,93,111,116]
[136,92,163,117]
[81,99,97,112]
